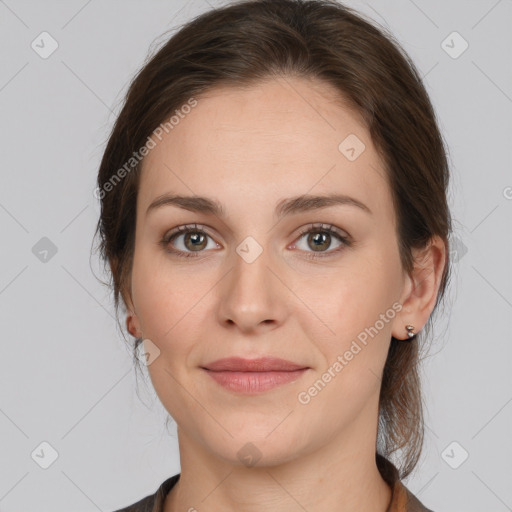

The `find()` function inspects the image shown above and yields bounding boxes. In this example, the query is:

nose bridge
[231,234,274,300]
[217,233,286,330]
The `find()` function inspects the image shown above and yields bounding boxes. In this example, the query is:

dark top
[113,454,434,512]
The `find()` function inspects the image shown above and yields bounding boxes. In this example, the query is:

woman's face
[127,76,414,466]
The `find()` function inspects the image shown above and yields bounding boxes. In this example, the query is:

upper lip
[202,357,308,372]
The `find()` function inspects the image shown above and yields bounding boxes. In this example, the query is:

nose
[216,242,289,335]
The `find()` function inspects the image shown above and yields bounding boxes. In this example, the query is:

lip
[202,356,308,372]
[201,357,310,394]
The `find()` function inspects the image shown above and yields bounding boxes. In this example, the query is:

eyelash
[160,223,352,260]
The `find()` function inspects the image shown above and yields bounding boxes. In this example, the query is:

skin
[124,75,446,512]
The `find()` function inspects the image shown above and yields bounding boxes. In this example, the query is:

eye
[160,224,219,258]
[292,223,351,259]
[160,222,352,260]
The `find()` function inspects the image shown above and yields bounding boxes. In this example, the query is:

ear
[124,289,143,339]
[392,235,447,340]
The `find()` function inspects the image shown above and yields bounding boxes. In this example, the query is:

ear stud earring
[405,324,416,341]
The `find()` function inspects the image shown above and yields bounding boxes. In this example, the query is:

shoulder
[112,493,154,512]
[112,474,180,512]
[402,484,435,512]
[388,478,435,512]
[377,454,434,512]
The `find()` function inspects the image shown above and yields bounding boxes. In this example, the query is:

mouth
[200,357,310,394]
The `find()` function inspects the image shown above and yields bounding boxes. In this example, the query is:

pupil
[310,232,329,251]
[187,232,205,250]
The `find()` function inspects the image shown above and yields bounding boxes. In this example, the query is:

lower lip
[202,369,309,394]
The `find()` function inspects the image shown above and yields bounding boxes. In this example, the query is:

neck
[164,407,393,512]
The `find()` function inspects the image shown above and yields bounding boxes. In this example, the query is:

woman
[95,0,451,510]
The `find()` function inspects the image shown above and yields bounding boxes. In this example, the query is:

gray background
[0,0,511,511]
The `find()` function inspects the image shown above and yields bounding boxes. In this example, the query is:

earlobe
[126,313,142,338]
[123,285,142,338]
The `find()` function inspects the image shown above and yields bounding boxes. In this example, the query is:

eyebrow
[146,192,372,218]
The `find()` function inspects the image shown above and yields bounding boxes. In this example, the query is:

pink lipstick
[201,357,309,394]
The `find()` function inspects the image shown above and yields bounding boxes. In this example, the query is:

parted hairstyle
[94,0,452,480]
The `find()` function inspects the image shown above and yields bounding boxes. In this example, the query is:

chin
[196,424,309,469]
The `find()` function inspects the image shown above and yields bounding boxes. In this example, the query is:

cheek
[134,266,208,420]
[131,246,196,338]
[338,242,403,319]
[302,250,402,380]
[299,281,395,429]
[297,257,400,338]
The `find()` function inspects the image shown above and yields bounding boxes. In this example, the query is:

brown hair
[94,0,452,479]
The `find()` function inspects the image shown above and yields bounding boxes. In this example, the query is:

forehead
[137,76,391,221]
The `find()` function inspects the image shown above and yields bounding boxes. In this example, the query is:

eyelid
[293,222,350,242]
[289,222,352,259]
[162,223,220,247]
[163,223,216,240]
[161,222,352,258]
[162,222,350,243]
